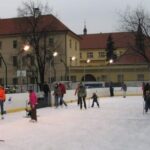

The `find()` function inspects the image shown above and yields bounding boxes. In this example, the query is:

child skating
[91,93,100,108]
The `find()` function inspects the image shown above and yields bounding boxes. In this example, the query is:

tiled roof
[80,32,150,64]
[0,15,73,35]
[80,32,134,49]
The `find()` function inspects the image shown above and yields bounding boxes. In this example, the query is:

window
[87,52,93,58]
[137,74,144,81]
[117,74,124,82]
[13,78,18,84]
[80,52,82,59]
[0,41,2,49]
[71,76,76,82]
[49,37,54,46]
[75,41,77,50]
[69,39,72,48]
[0,78,3,85]
[99,51,105,57]
[13,56,18,66]
[30,77,35,84]
[30,56,35,65]
[101,75,107,82]
[13,40,17,48]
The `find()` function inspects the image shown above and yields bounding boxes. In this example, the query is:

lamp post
[20,44,30,92]
[49,51,58,86]
[84,59,91,81]
[49,52,58,106]
[69,56,76,81]
[108,58,114,82]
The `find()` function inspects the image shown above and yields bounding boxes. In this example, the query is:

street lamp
[69,56,76,81]
[107,58,114,82]
[84,59,91,81]
[49,51,58,106]
[109,59,114,64]
[49,51,58,85]
[20,44,30,92]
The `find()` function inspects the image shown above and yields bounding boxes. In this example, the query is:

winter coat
[59,83,66,95]
[0,87,6,101]
[29,91,37,107]
[43,84,50,94]
[91,94,98,101]
[78,85,87,97]
[53,86,62,96]
[122,84,127,91]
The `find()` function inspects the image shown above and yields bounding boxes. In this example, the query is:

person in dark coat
[53,83,61,108]
[77,83,87,109]
[43,82,50,104]
[143,83,150,101]
[109,82,114,97]
[91,93,100,108]
[121,82,127,98]
[145,90,150,113]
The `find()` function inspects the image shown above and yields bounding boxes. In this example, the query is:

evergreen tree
[106,34,117,62]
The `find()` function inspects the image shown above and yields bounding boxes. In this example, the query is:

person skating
[77,83,87,109]
[145,90,150,113]
[91,93,100,108]
[0,85,6,119]
[53,83,61,108]
[28,89,38,122]
[109,81,114,97]
[75,83,80,105]
[121,82,127,98]
[59,83,67,107]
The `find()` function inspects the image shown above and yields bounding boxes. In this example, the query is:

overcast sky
[0,0,150,34]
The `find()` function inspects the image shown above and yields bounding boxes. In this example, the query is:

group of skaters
[0,81,130,122]
[142,82,150,113]
[53,82,100,109]
[75,82,100,109]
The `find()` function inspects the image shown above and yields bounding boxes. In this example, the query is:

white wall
[5,87,143,112]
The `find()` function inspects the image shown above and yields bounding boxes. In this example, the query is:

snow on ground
[0,96,150,150]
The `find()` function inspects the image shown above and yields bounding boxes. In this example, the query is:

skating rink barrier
[5,87,143,113]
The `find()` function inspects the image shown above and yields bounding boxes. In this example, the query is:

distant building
[0,15,80,86]
[76,31,150,84]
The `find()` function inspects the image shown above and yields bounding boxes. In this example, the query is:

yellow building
[70,30,150,84]
[0,15,149,88]
[0,15,80,87]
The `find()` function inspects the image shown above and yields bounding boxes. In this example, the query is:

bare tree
[119,6,150,64]
[17,0,61,88]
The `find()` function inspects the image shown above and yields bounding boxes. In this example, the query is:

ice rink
[0,96,150,150]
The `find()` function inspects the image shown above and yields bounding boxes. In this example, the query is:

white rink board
[5,87,143,112]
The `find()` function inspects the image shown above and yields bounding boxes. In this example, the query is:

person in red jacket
[0,85,6,119]
[28,89,38,122]
[59,83,67,107]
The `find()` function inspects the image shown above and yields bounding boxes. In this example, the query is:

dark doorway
[81,74,96,81]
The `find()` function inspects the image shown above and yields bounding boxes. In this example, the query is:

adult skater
[121,82,127,98]
[53,83,61,108]
[75,83,80,105]
[59,83,67,107]
[109,81,114,97]
[145,90,150,113]
[28,89,38,122]
[0,85,6,119]
[77,83,87,110]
